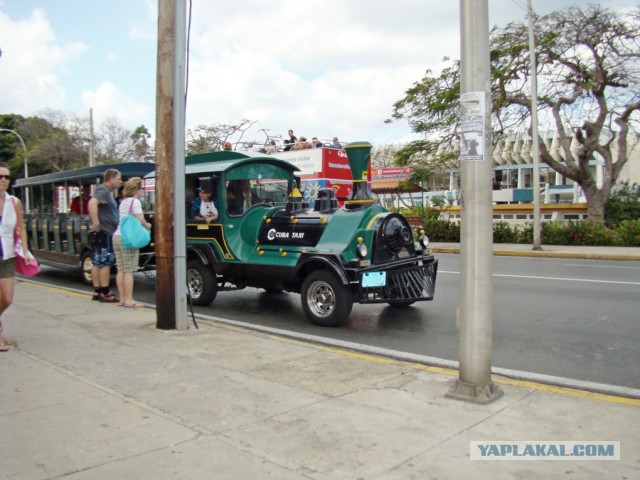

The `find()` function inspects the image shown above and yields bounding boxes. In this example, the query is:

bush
[424,219,460,242]
[421,219,638,246]
[615,219,640,246]
[561,221,619,246]
[606,182,640,228]
[541,222,570,245]
[403,205,440,222]
[493,221,520,243]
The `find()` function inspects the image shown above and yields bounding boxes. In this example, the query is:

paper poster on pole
[460,92,485,161]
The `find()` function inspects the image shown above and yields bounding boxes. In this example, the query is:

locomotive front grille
[358,261,438,304]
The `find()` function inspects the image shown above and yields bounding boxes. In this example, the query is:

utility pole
[89,108,96,167]
[446,0,503,404]
[528,0,542,250]
[172,0,188,329]
[155,0,188,330]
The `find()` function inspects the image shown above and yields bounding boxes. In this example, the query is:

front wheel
[301,270,353,327]
[81,251,93,285]
[187,260,217,306]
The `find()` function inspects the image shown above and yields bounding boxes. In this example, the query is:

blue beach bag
[121,200,150,249]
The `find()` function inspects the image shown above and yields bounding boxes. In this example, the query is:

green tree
[0,114,29,177]
[186,120,257,155]
[389,5,640,221]
[21,110,88,174]
[130,125,152,161]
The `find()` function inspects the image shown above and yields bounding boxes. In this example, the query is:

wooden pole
[155,0,176,329]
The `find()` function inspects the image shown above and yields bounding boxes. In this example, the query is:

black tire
[387,300,416,308]
[80,251,93,286]
[301,270,353,327]
[187,260,217,306]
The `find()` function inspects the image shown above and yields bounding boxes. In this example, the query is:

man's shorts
[90,231,116,268]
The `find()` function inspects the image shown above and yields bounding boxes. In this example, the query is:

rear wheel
[187,260,217,306]
[81,251,93,285]
[301,270,353,327]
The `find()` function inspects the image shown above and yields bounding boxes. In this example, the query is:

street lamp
[0,128,29,211]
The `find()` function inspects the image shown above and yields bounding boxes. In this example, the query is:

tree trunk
[582,184,607,222]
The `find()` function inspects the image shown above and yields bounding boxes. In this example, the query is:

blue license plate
[362,271,386,288]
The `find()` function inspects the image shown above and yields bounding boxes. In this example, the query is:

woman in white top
[112,177,151,308]
[0,162,31,351]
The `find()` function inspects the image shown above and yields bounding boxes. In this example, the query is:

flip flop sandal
[121,303,143,308]
[0,343,9,352]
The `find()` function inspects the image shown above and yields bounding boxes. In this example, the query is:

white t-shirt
[200,200,218,219]
[113,197,144,236]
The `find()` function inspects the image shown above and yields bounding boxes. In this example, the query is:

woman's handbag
[121,199,150,249]
[11,198,41,276]
[14,247,41,276]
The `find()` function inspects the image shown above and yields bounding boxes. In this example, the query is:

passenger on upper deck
[283,130,297,151]
[266,139,277,154]
[311,137,323,148]
[223,141,233,151]
[292,136,311,150]
[330,137,342,149]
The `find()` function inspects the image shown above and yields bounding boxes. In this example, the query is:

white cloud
[0,8,87,114]
[1,0,634,146]
[82,82,150,128]
[183,0,461,144]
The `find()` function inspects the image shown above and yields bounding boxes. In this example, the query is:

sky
[0,0,634,148]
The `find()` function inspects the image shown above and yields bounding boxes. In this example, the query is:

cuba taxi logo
[267,228,305,241]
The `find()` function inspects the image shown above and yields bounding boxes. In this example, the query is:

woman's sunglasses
[0,175,11,180]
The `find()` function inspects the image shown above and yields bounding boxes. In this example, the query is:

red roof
[372,178,424,194]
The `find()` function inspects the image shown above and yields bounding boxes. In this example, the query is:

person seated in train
[190,186,202,220]
[193,188,218,224]
[227,179,260,215]
[70,185,91,214]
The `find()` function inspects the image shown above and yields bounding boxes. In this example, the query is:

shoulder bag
[120,198,150,249]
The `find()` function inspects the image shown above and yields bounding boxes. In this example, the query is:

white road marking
[438,270,640,286]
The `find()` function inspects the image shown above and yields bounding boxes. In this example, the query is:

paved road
[32,253,640,390]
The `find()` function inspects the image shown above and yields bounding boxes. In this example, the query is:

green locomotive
[169,141,438,327]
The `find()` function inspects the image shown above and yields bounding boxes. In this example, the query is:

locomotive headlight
[419,234,430,249]
[356,237,368,259]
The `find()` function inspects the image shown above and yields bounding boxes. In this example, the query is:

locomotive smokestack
[344,141,373,210]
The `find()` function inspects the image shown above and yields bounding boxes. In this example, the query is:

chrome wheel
[301,270,353,327]
[306,280,336,318]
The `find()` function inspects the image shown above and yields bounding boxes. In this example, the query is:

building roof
[371,177,425,194]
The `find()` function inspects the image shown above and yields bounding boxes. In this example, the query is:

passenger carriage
[12,162,156,284]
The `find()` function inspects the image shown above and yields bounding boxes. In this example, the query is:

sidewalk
[2,281,639,479]
[430,242,640,261]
